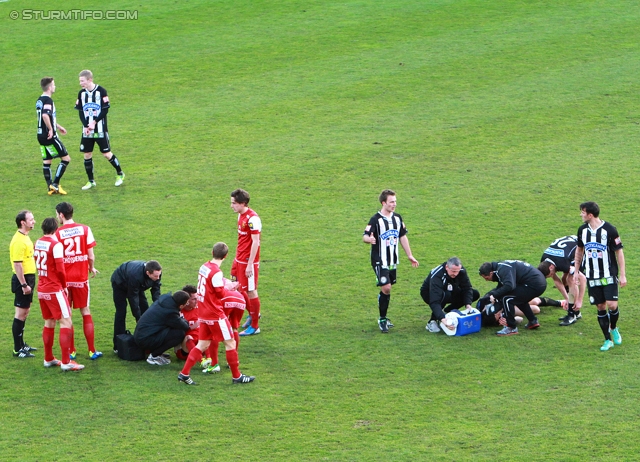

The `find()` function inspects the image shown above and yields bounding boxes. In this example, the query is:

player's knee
[224,339,236,351]
[380,284,391,295]
[102,151,113,159]
[83,153,93,160]
[15,310,29,321]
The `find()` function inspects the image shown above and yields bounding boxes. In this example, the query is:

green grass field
[1,0,640,460]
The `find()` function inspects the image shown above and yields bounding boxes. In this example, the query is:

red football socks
[60,327,72,364]
[43,326,55,361]
[249,297,261,329]
[181,347,203,376]
[226,348,241,378]
[83,314,96,352]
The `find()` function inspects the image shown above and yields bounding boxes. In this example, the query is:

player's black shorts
[11,274,36,308]
[372,264,396,287]
[587,278,619,305]
[80,133,111,153]
[38,137,68,160]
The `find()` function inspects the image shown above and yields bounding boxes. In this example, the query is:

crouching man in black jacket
[479,260,546,336]
[421,257,479,334]
[111,260,162,351]
[134,290,190,365]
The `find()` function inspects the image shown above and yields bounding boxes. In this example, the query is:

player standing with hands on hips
[363,189,419,333]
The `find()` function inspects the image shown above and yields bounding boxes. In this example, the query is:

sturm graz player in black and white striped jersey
[36,77,70,195]
[75,70,125,190]
[363,189,419,333]
[573,201,626,352]
[537,235,587,326]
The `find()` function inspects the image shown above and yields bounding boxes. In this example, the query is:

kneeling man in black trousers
[479,260,547,336]
[421,257,480,333]
[134,290,190,365]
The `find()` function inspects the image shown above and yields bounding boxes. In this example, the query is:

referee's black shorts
[12,274,36,308]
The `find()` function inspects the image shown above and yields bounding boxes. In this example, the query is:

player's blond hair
[79,70,93,80]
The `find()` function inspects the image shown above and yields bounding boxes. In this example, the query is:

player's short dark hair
[580,201,600,217]
[172,290,190,306]
[379,189,396,203]
[479,262,493,276]
[55,202,74,220]
[145,260,162,273]
[182,284,197,295]
[537,261,553,277]
[41,77,54,91]
[79,69,93,80]
[231,189,250,206]
[41,217,58,235]
[15,210,31,228]
[212,242,229,259]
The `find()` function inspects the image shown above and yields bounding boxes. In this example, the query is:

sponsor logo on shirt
[584,242,607,252]
[544,248,565,257]
[199,265,211,278]
[35,240,51,251]
[380,229,399,240]
[59,227,85,238]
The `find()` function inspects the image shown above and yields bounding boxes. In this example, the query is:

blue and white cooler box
[440,308,482,336]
